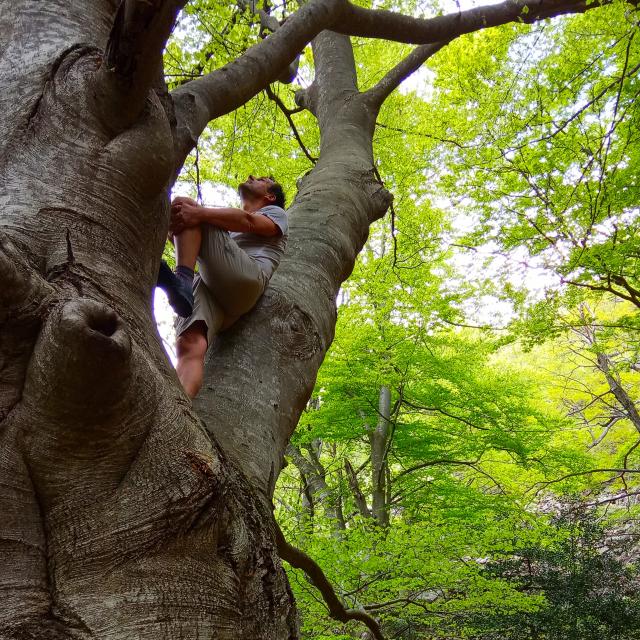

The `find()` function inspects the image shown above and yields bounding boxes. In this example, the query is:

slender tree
[1,0,633,637]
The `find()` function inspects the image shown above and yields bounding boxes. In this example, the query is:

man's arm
[198,206,281,236]
[171,199,280,237]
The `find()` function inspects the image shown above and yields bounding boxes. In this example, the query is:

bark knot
[264,290,323,360]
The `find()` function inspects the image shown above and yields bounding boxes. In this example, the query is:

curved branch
[338,0,634,45]
[394,458,483,481]
[170,0,629,170]
[531,467,640,497]
[365,42,447,109]
[391,457,505,497]
[402,399,490,431]
[171,0,342,168]
[275,523,385,640]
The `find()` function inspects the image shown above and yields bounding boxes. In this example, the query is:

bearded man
[161,175,288,398]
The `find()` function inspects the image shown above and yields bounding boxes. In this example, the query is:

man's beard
[238,181,258,198]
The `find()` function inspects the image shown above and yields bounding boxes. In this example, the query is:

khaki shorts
[175,226,267,345]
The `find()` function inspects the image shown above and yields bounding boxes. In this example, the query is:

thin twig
[194,144,203,204]
[372,166,398,267]
[265,84,317,164]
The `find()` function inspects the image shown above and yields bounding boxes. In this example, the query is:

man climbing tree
[169,175,288,397]
[0,0,636,638]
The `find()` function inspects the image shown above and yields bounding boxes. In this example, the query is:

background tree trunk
[370,386,391,527]
[287,442,346,531]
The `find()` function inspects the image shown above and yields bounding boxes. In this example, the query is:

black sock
[156,260,174,290]
[175,265,195,286]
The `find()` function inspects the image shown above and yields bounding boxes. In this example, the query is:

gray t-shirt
[230,205,288,279]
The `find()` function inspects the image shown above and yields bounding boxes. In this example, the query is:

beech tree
[1,0,635,638]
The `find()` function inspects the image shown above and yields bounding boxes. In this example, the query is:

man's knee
[176,323,208,360]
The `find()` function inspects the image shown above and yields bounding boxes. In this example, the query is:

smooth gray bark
[287,443,346,530]
[370,386,391,527]
[0,3,297,638]
[193,30,391,500]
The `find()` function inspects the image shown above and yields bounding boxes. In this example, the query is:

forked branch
[265,85,317,163]
[171,0,341,167]
[171,0,632,168]
[365,42,447,112]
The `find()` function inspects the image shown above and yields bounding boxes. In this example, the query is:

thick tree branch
[561,276,640,309]
[365,42,447,109]
[171,0,342,168]
[100,0,187,124]
[275,524,385,639]
[338,0,634,45]
[241,0,301,83]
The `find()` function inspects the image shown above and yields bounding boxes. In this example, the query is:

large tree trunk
[193,31,391,498]
[1,4,294,638]
[0,4,388,637]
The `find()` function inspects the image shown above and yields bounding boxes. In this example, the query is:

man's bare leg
[176,321,208,398]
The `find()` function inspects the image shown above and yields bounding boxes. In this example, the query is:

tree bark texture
[193,31,391,499]
[0,4,301,638]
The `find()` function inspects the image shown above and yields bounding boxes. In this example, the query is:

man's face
[238,175,275,209]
